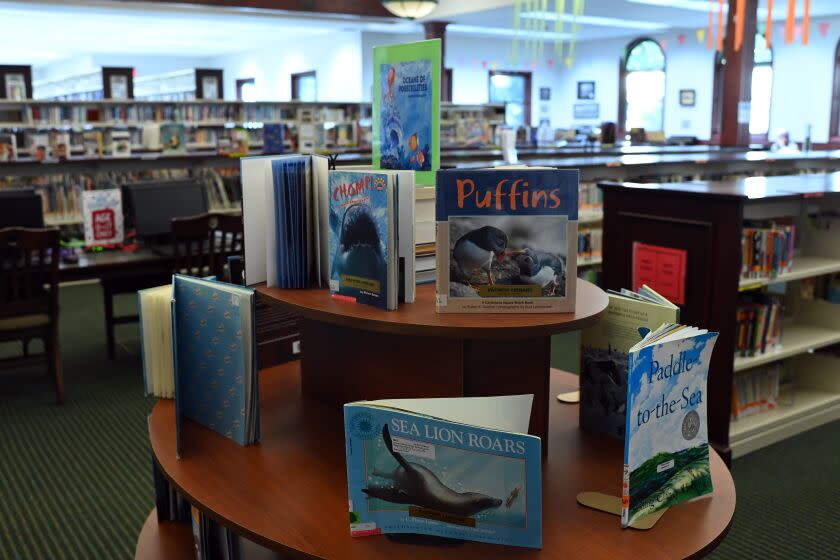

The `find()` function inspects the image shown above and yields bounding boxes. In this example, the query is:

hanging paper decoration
[482,60,488,69]
[735,0,746,51]
[659,39,668,51]
[785,0,795,45]
[708,0,714,50]
[538,0,548,63]
[555,0,566,63]
[547,58,554,67]
[512,0,521,65]
[766,0,773,49]
[697,28,706,45]
[803,0,810,45]
[565,0,584,68]
[819,21,830,38]
[678,34,686,45]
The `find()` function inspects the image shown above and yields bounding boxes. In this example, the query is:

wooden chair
[171,212,243,281]
[0,227,64,403]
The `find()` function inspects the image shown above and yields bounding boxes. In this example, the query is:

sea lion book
[622,324,719,527]
[435,168,578,313]
[580,285,679,438]
[327,169,415,310]
[171,274,259,457]
[372,39,440,186]
[344,396,541,548]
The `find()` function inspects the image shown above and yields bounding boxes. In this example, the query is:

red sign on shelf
[91,208,116,241]
[632,242,687,305]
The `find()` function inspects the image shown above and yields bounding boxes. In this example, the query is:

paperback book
[82,188,124,246]
[622,324,719,527]
[171,274,259,457]
[372,39,441,185]
[580,285,679,438]
[49,131,71,160]
[109,130,132,158]
[435,167,578,313]
[26,132,49,162]
[327,169,415,310]
[160,123,187,154]
[0,133,16,162]
[344,395,541,548]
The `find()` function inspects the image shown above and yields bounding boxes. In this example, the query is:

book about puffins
[622,324,719,527]
[344,396,541,548]
[435,168,578,313]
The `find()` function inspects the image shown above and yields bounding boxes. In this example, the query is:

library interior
[1,0,839,558]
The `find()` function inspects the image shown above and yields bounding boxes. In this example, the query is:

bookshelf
[601,173,840,463]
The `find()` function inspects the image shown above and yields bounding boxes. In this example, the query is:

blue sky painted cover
[344,405,541,549]
[379,59,432,172]
[625,332,718,470]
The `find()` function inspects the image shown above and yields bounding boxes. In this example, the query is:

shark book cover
[622,325,719,527]
[435,168,579,313]
[372,39,440,186]
[171,275,259,457]
[344,397,541,548]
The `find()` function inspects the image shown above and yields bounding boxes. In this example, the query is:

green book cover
[580,293,678,439]
[372,39,440,186]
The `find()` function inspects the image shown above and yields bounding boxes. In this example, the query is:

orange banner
[785,0,796,45]
[735,0,746,51]
[708,0,715,49]
[803,0,810,45]
[766,0,773,48]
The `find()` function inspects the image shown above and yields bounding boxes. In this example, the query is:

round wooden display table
[148,363,735,560]
[256,281,609,449]
[135,508,193,560]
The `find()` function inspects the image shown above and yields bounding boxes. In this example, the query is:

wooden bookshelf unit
[601,173,840,462]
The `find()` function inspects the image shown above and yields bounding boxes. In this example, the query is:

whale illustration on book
[362,424,503,518]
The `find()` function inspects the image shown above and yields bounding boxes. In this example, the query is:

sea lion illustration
[362,424,503,518]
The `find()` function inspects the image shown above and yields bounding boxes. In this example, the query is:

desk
[58,248,172,284]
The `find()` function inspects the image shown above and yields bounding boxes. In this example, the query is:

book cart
[138,281,735,559]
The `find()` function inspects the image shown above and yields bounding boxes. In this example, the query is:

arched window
[830,40,840,143]
[619,38,666,136]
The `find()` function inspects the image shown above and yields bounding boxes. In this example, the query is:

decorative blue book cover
[160,123,187,154]
[344,401,542,549]
[622,327,719,527]
[172,275,259,457]
[435,168,579,313]
[263,123,285,154]
[328,170,391,309]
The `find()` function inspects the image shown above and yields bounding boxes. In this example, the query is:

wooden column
[423,21,450,102]
[720,0,758,146]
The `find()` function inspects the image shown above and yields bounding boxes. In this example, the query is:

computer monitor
[0,188,44,228]
[124,180,208,238]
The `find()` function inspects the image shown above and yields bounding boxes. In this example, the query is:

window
[830,40,840,142]
[291,71,316,102]
[749,35,773,138]
[488,71,532,127]
[236,78,256,102]
[619,38,666,135]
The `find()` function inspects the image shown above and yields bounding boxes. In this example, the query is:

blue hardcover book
[327,170,395,310]
[622,324,719,527]
[344,396,541,548]
[435,168,579,313]
[263,123,285,155]
[171,274,259,458]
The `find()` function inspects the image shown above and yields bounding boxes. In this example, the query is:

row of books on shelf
[735,294,782,357]
[731,363,782,420]
[800,273,840,303]
[740,220,795,280]
[578,227,602,259]
[579,181,603,208]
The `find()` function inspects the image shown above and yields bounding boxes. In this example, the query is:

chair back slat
[0,227,60,320]
[171,213,243,281]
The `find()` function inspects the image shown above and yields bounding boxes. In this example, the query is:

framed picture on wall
[573,103,599,119]
[539,87,551,101]
[201,76,220,100]
[5,73,25,100]
[109,75,129,99]
[679,89,696,107]
[577,81,595,100]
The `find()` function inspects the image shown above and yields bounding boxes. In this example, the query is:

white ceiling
[1,0,839,64]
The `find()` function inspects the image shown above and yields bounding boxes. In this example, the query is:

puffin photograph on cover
[448,215,568,298]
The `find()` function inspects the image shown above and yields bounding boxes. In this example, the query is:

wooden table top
[59,247,172,283]
[149,363,735,559]
[134,508,193,560]
[256,280,608,339]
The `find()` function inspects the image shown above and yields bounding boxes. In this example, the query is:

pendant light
[381,0,439,19]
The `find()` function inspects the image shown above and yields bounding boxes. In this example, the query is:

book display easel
[601,173,840,461]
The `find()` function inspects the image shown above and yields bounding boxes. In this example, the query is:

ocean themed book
[435,168,578,313]
[82,188,124,246]
[580,286,679,439]
[171,274,259,457]
[622,324,719,527]
[372,39,440,186]
[327,169,415,310]
[344,395,541,548]
[160,123,187,154]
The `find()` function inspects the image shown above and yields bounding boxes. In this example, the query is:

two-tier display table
[254,281,609,448]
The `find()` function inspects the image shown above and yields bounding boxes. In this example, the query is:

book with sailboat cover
[622,323,719,527]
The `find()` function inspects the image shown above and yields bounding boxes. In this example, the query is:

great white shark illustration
[362,424,503,518]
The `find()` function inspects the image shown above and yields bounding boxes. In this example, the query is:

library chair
[0,227,64,403]
[171,212,244,280]
[102,272,168,360]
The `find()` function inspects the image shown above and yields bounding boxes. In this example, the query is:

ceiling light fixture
[381,0,438,19]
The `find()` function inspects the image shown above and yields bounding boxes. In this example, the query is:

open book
[344,395,541,548]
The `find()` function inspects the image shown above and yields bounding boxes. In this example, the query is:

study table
[58,247,172,284]
[140,363,736,560]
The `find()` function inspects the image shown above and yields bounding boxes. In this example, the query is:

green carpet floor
[0,282,838,559]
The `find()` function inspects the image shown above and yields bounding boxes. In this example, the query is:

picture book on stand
[344,395,541,548]
[372,39,441,185]
[327,169,415,310]
[580,285,679,438]
[435,167,578,313]
[171,274,259,457]
[82,188,124,247]
[622,324,719,527]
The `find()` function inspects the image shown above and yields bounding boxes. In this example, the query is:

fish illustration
[408,133,418,152]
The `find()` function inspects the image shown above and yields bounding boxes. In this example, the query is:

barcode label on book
[656,459,675,473]
[391,436,436,460]
[329,279,339,292]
